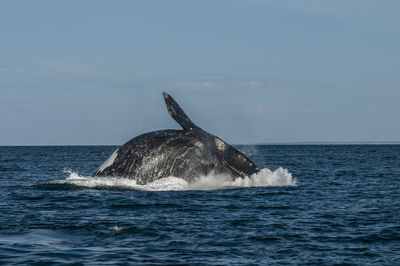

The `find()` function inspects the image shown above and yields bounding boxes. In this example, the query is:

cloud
[0,60,124,84]
[242,105,268,115]
[0,60,10,68]
[242,105,318,115]
[0,60,337,97]
[135,74,336,93]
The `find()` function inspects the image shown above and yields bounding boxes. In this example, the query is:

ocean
[0,145,399,264]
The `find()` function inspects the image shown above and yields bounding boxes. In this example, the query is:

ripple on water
[0,145,399,264]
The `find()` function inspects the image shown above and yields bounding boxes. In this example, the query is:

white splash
[97,149,119,173]
[189,167,295,190]
[52,167,296,191]
[110,226,126,233]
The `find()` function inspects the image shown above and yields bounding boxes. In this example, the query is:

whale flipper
[163,92,198,130]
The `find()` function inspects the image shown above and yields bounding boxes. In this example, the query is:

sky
[0,0,399,145]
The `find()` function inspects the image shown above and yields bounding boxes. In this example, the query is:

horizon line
[1,141,400,147]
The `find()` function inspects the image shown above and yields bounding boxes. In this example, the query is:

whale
[93,92,260,185]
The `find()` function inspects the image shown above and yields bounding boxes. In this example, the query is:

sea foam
[52,167,296,191]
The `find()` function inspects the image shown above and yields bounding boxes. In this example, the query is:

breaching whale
[94,92,260,185]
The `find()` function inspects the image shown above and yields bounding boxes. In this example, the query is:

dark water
[0,145,399,265]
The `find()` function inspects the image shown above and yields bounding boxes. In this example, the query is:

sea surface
[0,145,399,265]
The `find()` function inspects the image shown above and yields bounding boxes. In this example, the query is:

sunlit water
[0,145,399,264]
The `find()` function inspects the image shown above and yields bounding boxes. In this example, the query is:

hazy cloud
[242,105,318,115]
[135,75,337,93]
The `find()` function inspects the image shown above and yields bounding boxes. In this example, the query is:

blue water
[0,145,399,264]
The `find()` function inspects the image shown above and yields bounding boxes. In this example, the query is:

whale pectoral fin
[163,92,199,130]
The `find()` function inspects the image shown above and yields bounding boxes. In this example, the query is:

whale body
[94,92,260,185]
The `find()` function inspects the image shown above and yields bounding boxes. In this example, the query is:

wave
[50,168,296,191]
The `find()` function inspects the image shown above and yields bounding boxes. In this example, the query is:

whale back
[94,130,228,184]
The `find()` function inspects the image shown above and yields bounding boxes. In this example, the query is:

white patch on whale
[97,149,119,173]
[215,138,225,150]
